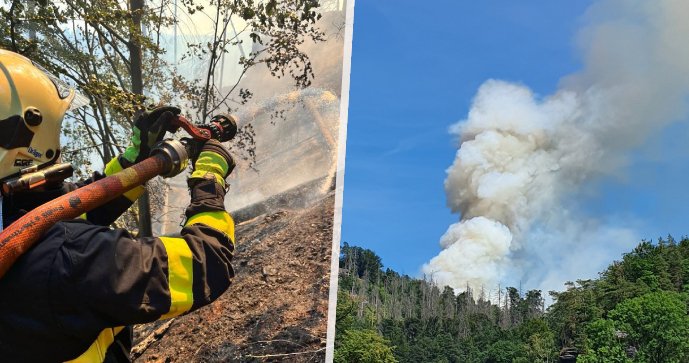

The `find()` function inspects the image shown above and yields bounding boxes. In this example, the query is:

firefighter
[0,49,237,362]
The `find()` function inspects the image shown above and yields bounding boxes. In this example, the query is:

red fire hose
[0,114,237,279]
[0,153,171,278]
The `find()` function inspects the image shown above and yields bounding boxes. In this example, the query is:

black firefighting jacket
[0,158,235,362]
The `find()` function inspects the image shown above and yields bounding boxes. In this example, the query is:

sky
[340,0,689,283]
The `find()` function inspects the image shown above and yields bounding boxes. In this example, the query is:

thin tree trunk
[129,0,151,237]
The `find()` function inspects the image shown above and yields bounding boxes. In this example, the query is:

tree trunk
[129,0,151,237]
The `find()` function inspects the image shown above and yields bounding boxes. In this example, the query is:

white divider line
[325,0,356,361]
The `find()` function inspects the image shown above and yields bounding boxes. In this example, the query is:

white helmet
[0,49,88,181]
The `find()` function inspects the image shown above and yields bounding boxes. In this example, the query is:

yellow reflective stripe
[185,211,235,242]
[104,157,144,201]
[122,185,145,201]
[65,326,125,363]
[192,151,229,187]
[190,169,225,187]
[196,151,229,175]
[160,237,194,319]
[104,157,124,175]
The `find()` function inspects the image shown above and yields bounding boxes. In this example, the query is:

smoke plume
[423,0,689,293]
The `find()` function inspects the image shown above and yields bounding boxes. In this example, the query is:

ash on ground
[133,192,335,362]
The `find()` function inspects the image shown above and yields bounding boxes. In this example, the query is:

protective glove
[189,139,235,188]
[119,106,181,167]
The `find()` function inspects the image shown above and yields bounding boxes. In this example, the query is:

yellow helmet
[0,49,88,181]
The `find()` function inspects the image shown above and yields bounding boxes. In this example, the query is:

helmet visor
[68,90,90,111]
[31,61,90,112]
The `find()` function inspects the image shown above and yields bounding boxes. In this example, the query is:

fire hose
[0,114,238,279]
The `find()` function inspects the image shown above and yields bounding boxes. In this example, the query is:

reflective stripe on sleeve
[65,326,125,363]
[185,211,235,242]
[159,236,194,319]
[104,157,145,201]
[190,151,229,187]
[198,151,229,174]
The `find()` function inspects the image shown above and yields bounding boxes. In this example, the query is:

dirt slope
[133,193,335,362]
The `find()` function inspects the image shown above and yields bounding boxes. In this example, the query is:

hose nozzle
[171,114,239,143]
[199,114,238,142]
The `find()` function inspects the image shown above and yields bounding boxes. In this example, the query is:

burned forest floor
[133,192,335,362]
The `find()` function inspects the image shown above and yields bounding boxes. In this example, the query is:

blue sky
[341,0,689,278]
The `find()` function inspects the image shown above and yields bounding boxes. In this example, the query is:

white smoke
[423,0,689,293]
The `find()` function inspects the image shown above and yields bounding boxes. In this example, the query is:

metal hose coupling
[151,139,189,178]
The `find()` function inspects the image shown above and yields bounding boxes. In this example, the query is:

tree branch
[245,348,325,359]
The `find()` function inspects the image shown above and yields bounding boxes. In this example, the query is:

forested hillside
[334,238,689,363]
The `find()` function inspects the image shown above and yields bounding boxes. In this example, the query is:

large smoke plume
[423,0,689,294]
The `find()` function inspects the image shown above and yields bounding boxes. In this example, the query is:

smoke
[423,0,689,294]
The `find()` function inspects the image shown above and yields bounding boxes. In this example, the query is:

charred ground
[133,192,335,362]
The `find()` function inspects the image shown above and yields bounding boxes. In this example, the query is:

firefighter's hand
[121,106,181,166]
[189,139,235,188]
